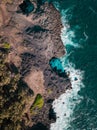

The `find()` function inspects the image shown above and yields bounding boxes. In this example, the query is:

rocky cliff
[0,0,71,129]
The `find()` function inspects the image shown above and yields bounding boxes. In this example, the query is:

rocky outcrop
[0,0,71,129]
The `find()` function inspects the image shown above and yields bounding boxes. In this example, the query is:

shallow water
[50,0,97,130]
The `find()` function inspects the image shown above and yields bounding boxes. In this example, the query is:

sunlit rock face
[0,1,71,129]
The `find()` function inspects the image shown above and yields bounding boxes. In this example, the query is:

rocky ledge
[0,0,71,129]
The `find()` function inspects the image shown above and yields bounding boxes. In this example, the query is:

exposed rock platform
[0,0,71,129]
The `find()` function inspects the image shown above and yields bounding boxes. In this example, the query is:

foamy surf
[50,7,85,130]
[50,63,84,130]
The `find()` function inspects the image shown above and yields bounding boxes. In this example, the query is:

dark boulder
[49,106,56,121]
[29,122,48,130]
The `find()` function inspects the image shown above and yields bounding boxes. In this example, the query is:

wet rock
[47,99,54,103]
[74,77,78,81]
[49,106,56,121]
[29,122,48,130]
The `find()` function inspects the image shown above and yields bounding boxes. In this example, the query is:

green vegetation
[3,43,11,49]
[0,47,34,130]
[33,94,44,109]
[30,94,44,111]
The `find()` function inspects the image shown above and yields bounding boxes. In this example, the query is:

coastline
[0,0,71,129]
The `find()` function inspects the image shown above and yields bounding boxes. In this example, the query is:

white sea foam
[50,7,85,130]
[61,27,81,48]
[53,1,61,11]
[50,63,84,130]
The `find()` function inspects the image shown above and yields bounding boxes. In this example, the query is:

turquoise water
[50,0,97,130]
[49,57,64,73]
[19,0,34,15]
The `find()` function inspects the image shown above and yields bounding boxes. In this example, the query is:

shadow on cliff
[25,25,49,34]
[28,122,48,130]
[20,52,36,77]
[18,4,71,127]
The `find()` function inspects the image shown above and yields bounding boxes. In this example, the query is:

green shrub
[0,50,34,130]
[3,43,11,49]
[31,94,44,110]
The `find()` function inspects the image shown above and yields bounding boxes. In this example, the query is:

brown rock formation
[0,0,71,129]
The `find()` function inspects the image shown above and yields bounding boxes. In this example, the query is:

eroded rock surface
[0,0,71,129]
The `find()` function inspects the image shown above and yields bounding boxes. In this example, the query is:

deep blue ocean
[49,0,97,130]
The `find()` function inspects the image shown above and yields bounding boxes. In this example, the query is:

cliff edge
[0,0,71,129]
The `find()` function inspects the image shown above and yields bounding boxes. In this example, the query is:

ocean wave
[50,61,84,130]
[50,6,85,130]
[61,26,82,49]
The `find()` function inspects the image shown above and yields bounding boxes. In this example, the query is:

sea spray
[50,66,84,130]
[50,7,85,130]
[50,0,97,129]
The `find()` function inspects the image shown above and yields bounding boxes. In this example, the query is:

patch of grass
[31,94,44,111]
[3,43,11,49]
[33,94,44,108]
